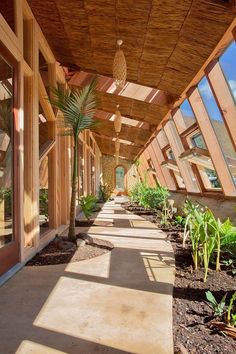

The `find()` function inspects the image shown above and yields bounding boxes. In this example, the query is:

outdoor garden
[122,179,236,353]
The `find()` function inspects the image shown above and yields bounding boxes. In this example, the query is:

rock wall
[102,155,139,195]
[170,191,236,224]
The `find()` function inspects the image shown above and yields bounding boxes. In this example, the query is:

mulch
[169,232,236,354]
[26,237,114,266]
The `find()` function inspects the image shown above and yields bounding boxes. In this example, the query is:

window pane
[167,149,175,160]
[191,133,206,149]
[198,77,236,185]
[179,99,196,128]
[197,166,221,190]
[219,42,236,102]
[0,55,13,248]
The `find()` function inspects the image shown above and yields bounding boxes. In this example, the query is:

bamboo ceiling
[28,0,235,159]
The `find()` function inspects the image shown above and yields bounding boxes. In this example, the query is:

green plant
[79,195,98,221]
[206,291,227,317]
[39,188,49,222]
[174,215,186,227]
[50,78,98,241]
[98,183,110,202]
[159,199,175,227]
[227,291,236,326]
[183,200,217,281]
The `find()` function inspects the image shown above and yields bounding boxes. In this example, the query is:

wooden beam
[38,73,56,121]
[188,87,236,197]
[206,60,236,150]
[39,139,55,162]
[163,121,200,193]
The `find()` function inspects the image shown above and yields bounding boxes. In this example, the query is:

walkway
[0,198,175,354]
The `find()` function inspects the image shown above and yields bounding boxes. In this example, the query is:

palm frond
[49,78,98,136]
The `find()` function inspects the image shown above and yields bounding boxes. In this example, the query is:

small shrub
[79,195,98,220]
[98,183,110,202]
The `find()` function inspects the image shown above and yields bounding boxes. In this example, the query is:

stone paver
[0,197,175,354]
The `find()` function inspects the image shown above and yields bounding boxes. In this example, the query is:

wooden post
[48,63,58,229]
[188,87,236,196]
[206,61,236,149]
[152,137,177,190]
[163,121,200,193]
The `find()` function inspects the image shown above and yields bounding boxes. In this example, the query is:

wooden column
[152,137,177,191]
[163,121,200,193]
[48,63,58,229]
[206,61,236,148]
[146,143,167,187]
[188,87,236,196]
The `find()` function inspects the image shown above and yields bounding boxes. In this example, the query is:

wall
[102,155,139,195]
[170,192,236,224]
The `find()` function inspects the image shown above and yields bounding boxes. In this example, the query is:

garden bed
[169,232,236,354]
[26,236,114,266]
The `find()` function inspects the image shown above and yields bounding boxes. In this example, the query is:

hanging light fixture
[114,105,122,134]
[113,39,127,89]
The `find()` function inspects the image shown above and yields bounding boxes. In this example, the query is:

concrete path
[0,197,175,354]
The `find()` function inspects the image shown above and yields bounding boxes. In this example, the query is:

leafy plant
[79,195,98,221]
[98,183,110,202]
[174,215,186,227]
[50,78,98,241]
[227,291,236,326]
[206,291,227,317]
[159,199,175,227]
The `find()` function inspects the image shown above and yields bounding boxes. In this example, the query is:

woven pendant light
[114,105,122,134]
[113,39,127,89]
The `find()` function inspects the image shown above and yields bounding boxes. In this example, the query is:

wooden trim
[38,73,56,121]
[39,139,55,162]
[179,147,210,159]
[179,122,199,138]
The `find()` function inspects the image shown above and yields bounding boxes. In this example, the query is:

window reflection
[179,99,196,129]
[190,132,221,190]
[0,55,13,247]
[198,77,236,186]
[219,42,236,102]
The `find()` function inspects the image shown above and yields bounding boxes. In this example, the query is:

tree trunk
[68,136,78,241]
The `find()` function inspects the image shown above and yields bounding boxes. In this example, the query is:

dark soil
[26,237,114,266]
[169,232,236,354]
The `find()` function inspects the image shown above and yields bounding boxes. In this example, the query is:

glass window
[167,149,175,160]
[198,166,221,190]
[179,99,196,129]
[219,42,236,102]
[191,133,206,149]
[0,55,13,248]
[198,77,236,185]
[174,171,185,189]
[115,166,125,192]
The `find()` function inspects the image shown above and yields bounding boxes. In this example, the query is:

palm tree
[50,79,97,241]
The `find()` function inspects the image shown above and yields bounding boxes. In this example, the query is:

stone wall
[170,191,236,224]
[102,155,139,195]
